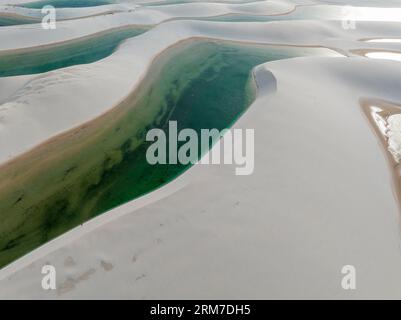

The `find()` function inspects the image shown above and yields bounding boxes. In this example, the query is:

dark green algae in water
[0,40,327,268]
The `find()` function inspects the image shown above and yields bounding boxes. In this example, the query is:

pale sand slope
[0,1,296,51]
[0,0,401,23]
[315,0,401,7]
[1,1,400,52]
[0,0,148,4]
[0,0,295,24]
[1,57,401,298]
[1,19,401,164]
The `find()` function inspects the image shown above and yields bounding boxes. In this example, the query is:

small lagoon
[0,26,149,77]
[0,15,38,26]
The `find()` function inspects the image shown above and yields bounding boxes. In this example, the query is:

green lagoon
[20,0,114,9]
[197,5,338,22]
[0,40,329,268]
[0,27,149,77]
[145,0,263,6]
[0,15,38,26]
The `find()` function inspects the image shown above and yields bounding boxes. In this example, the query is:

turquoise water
[145,0,262,6]
[0,27,148,77]
[0,40,331,268]
[0,16,37,26]
[20,0,114,9]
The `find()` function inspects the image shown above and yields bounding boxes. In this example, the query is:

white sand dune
[2,56,401,299]
[315,0,401,7]
[0,1,297,51]
[0,0,294,23]
[1,0,401,299]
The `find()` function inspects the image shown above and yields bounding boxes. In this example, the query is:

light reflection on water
[366,52,401,62]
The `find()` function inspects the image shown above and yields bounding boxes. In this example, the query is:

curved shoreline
[0,9,129,25]
[2,0,401,300]
[0,25,149,77]
[0,11,38,24]
[0,39,280,279]
[0,1,298,51]
[0,37,338,271]
[360,98,401,215]
[0,36,343,169]
[351,48,401,61]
